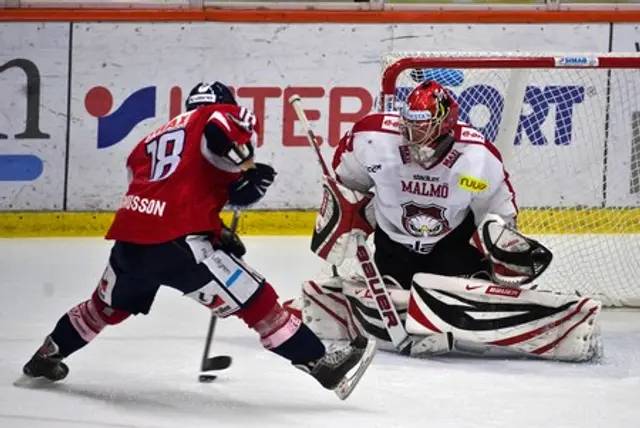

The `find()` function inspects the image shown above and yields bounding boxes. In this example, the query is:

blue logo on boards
[0,155,43,181]
[85,86,157,149]
[84,85,183,149]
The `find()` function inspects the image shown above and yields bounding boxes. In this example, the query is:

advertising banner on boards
[0,23,70,210]
[67,23,611,211]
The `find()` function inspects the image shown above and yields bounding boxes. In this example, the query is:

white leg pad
[300,277,410,347]
[298,276,435,354]
[340,278,410,352]
[406,273,603,362]
[298,277,359,341]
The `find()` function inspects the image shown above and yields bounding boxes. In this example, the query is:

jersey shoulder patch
[455,122,487,145]
[454,122,504,164]
[458,174,490,193]
[352,113,401,136]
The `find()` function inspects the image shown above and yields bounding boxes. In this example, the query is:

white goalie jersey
[333,113,518,253]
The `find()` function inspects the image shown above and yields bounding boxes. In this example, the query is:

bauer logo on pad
[486,286,521,298]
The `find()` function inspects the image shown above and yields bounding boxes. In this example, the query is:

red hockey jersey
[106,104,255,244]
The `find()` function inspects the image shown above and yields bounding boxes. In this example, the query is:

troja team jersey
[106,104,248,244]
[333,113,518,254]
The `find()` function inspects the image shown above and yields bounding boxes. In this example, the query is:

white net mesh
[329,52,640,307]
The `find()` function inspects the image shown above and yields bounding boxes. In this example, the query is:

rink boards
[2,22,640,236]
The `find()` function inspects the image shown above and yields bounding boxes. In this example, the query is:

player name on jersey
[120,195,167,217]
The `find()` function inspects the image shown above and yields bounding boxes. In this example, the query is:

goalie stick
[288,94,411,353]
[198,209,240,383]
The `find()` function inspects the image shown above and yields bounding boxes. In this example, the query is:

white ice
[1,237,639,428]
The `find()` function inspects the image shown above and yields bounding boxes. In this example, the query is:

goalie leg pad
[293,277,362,342]
[406,273,602,362]
[297,276,416,353]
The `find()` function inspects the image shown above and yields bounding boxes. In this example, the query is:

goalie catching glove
[470,214,553,287]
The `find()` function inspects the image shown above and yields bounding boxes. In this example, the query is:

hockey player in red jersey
[287,80,602,362]
[21,81,375,399]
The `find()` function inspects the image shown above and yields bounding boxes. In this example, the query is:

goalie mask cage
[374,52,640,307]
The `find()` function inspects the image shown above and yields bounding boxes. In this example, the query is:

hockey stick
[288,94,411,353]
[198,209,240,383]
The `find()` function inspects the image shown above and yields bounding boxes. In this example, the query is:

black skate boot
[22,336,69,382]
[296,335,376,400]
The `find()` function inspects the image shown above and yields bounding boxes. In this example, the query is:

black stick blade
[202,355,232,372]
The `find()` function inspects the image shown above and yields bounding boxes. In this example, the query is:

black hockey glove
[228,163,276,208]
[217,222,246,258]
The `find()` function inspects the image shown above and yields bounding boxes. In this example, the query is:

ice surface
[1,237,639,428]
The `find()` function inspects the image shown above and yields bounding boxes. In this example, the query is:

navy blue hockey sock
[50,314,90,358]
[269,323,326,365]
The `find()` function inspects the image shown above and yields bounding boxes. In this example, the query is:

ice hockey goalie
[285,80,603,362]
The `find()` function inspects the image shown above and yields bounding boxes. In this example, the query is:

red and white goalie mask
[399,81,459,166]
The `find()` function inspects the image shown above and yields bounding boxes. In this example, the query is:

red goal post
[376,52,640,307]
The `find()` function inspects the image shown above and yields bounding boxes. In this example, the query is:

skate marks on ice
[3,333,373,428]
[5,373,372,428]
[3,314,640,428]
[0,413,142,428]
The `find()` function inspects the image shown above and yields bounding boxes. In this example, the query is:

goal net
[332,52,640,308]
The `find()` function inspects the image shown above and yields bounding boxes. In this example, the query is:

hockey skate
[296,335,376,400]
[20,336,69,383]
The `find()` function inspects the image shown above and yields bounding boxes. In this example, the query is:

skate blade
[13,374,60,389]
[333,339,377,401]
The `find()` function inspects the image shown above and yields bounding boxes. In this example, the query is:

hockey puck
[198,374,217,383]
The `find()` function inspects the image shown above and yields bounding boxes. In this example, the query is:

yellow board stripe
[0,208,639,237]
[0,211,315,237]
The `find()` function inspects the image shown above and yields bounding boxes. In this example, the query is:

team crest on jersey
[401,202,451,237]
